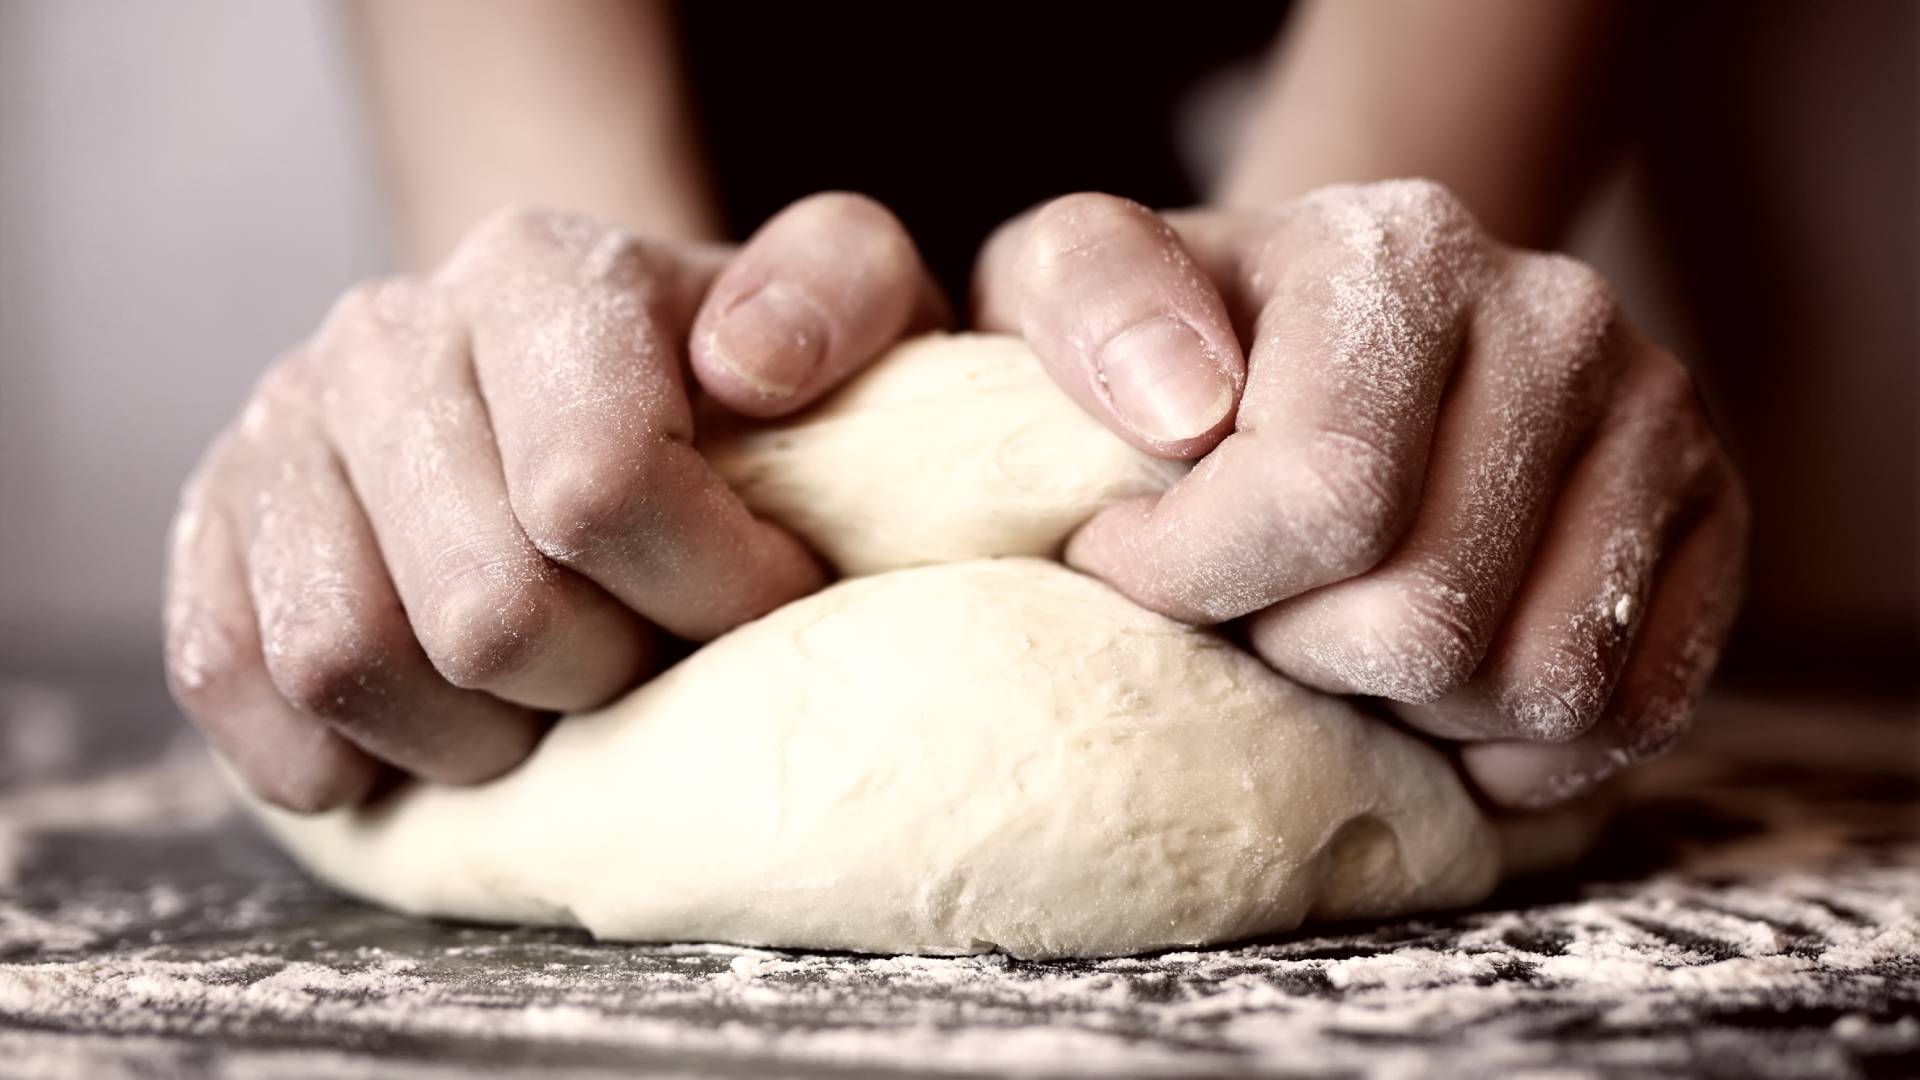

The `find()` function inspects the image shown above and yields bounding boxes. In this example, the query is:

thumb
[691,193,948,418]
[971,193,1244,459]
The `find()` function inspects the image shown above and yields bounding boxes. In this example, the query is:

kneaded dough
[252,558,1500,958]
[704,333,1185,575]
[245,333,1560,959]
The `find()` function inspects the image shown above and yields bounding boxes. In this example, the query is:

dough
[250,558,1500,958]
[704,333,1185,575]
[244,333,1540,959]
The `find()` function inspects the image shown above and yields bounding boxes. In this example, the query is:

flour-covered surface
[0,665,1914,1079]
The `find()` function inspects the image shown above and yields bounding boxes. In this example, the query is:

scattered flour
[0,865,1912,1077]
[0,730,231,890]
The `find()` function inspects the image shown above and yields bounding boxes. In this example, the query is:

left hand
[972,180,1749,809]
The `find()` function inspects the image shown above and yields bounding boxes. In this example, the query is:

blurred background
[0,2,386,660]
[1,0,1914,691]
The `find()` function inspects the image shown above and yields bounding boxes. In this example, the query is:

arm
[349,0,722,267]
[1221,0,1623,246]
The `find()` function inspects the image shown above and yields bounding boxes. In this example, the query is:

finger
[233,368,548,783]
[1462,473,1749,808]
[315,275,654,711]
[164,455,380,812]
[1244,254,1622,705]
[690,192,947,416]
[439,207,824,641]
[1398,345,1710,742]
[973,192,1244,458]
[1065,181,1483,623]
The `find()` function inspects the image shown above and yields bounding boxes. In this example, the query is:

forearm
[1218,0,1622,247]
[349,0,721,268]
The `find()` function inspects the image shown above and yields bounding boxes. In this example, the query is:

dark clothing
[679,4,1287,296]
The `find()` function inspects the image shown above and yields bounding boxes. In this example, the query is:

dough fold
[704,333,1185,575]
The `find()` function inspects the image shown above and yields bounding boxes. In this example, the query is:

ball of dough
[249,558,1500,959]
[703,333,1184,574]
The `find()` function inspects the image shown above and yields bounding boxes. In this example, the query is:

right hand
[166,196,944,812]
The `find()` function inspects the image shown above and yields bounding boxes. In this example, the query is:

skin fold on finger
[1462,475,1749,809]
[163,462,382,812]
[1156,207,1285,343]
[972,192,1245,459]
[313,274,655,712]
[690,192,949,416]
[1394,343,1708,744]
[1064,182,1484,624]
[1243,252,1623,707]
[228,376,551,784]
[437,207,825,641]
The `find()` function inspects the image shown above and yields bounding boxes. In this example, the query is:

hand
[974,180,1749,808]
[168,195,943,811]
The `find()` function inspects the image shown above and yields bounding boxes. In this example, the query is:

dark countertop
[1,660,1915,1078]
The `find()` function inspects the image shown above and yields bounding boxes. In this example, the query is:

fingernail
[1096,317,1234,444]
[1536,747,1637,808]
[708,282,828,397]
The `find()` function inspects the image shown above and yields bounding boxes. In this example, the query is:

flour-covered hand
[973,181,1749,808]
[166,196,942,811]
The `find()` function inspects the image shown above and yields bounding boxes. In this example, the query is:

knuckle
[415,566,566,691]
[1278,183,1482,360]
[1307,178,1474,249]
[1382,177,1473,226]
[1508,254,1622,378]
[316,276,444,353]
[448,205,666,296]
[515,441,674,565]
[1280,433,1410,578]
[576,227,660,290]
[475,204,634,263]
[1353,567,1488,701]
[445,205,595,285]
[1534,254,1617,322]
[1389,191,1480,277]
[260,609,409,720]
[1273,564,1488,704]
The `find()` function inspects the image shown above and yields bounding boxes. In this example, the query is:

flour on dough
[243,333,1548,959]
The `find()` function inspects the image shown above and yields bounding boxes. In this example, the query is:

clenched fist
[166,196,942,811]
[975,180,1749,808]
